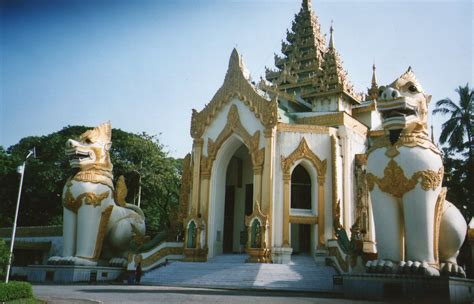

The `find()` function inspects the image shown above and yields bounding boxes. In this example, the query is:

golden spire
[329,20,335,49]
[302,0,312,12]
[366,63,378,101]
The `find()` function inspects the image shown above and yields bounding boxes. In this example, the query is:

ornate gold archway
[281,137,327,248]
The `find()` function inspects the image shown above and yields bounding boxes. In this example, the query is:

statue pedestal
[342,273,474,303]
[27,265,124,283]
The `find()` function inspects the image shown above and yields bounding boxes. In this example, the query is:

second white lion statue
[366,68,467,277]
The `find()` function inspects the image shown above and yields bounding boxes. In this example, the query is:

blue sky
[1,0,472,158]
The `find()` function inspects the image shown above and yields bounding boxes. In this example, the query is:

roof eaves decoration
[191,48,278,139]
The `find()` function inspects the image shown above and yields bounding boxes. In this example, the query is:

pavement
[33,284,383,304]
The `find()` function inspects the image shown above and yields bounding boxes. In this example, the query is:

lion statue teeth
[48,122,146,267]
[366,68,467,277]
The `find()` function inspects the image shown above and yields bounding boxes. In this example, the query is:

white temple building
[179,0,382,269]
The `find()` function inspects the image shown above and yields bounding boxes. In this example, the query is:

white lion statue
[49,122,146,266]
[365,68,467,277]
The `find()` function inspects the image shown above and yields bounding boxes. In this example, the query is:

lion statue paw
[440,262,465,277]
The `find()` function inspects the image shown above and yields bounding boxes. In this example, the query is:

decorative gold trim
[191,49,278,139]
[93,205,114,259]
[433,188,446,264]
[369,130,385,137]
[281,137,327,248]
[114,176,128,207]
[281,137,327,181]
[179,154,192,224]
[63,183,110,213]
[277,123,329,134]
[141,246,183,268]
[368,133,441,156]
[331,135,339,236]
[366,159,443,198]
[352,102,376,114]
[201,104,265,177]
[72,169,114,190]
[296,112,367,136]
[289,215,318,225]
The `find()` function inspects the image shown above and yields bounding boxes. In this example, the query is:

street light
[5,147,36,283]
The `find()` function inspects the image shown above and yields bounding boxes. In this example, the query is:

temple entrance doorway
[291,223,312,255]
[221,143,253,254]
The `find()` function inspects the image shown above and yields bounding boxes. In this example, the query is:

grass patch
[0,281,34,302]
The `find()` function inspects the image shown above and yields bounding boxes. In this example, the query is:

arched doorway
[208,135,253,258]
[290,164,313,255]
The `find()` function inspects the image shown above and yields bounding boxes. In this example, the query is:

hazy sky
[1,0,472,158]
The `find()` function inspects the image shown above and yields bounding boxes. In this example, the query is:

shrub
[0,239,9,277]
[0,281,33,302]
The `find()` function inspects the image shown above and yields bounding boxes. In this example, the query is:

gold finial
[329,20,335,49]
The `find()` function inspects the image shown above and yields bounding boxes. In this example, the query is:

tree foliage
[0,239,9,277]
[434,84,474,221]
[0,126,182,236]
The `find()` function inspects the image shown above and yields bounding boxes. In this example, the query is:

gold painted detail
[63,184,110,213]
[368,132,441,156]
[141,246,183,268]
[178,154,192,223]
[296,112,367,136]
[366,159,443,198]
[191,49,278,139]
[93,205,114,259]
[281,137,327,181]
[277,123,329,134]
[330,135,339,236]
[201,104,265,177]
[433,188,446,264]
[114,175,127,207]
[289,215,318,225]
[73,169,114,190]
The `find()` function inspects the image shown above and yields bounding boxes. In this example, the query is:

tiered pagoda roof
[263,0,361,110]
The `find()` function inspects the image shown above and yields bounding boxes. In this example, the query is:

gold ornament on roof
[191,49,278,139]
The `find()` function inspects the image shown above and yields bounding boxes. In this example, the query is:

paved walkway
[142,254,339,292]
[33,284,382,304]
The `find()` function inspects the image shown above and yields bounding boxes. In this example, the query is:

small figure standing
[135,262,142,284]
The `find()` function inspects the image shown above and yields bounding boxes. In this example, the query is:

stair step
[142,254,339,292]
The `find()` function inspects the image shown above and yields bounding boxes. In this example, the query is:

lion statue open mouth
[48,122,146,267]
[366,68,467,277]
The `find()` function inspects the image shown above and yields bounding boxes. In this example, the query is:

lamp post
[5,147,35,283]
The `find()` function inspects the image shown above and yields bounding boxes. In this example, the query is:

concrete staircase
[142,254,340,292]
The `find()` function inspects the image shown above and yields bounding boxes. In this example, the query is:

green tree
[433,83,473,158]
[0,126,182,236]
[0,239,9,278]
[434,84,474,221]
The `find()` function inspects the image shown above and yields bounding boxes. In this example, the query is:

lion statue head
[377,67,432,134]
[65,122,113,172]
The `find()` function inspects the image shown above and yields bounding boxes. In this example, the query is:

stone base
[27,265,124,283]
[271,247,292,264]
[342,273,474,303]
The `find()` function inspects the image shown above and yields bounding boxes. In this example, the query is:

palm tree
[433,83,473,159]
